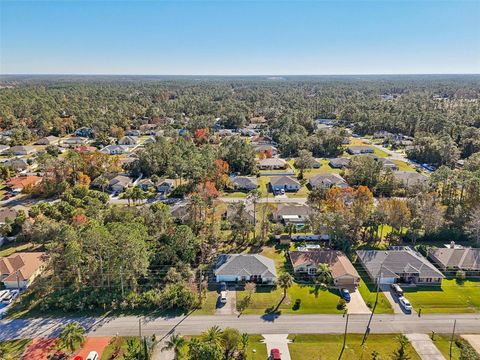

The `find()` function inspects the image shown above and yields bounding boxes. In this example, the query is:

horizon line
[1,73,480,77]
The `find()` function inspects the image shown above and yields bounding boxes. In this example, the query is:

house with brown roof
[36,136,60,145]
[6,175,42,192]
[289,250,360,287]
[0,252,47,289]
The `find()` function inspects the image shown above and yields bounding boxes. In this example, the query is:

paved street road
[219,197,308,204]
[1,314,479,341]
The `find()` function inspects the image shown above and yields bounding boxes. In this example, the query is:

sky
[1,0,479,75]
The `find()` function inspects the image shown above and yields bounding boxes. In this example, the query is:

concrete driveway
[406,333,445,360]
[462,334,480,354]
[262,334,292,360]
[215,287,237,315]
[380,285,415,315]
[346,289,371,314]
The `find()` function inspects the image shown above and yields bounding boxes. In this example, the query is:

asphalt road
[1,314,479,341]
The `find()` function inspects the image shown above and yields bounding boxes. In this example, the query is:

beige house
[289,250,360,287]
[0,252,47,289]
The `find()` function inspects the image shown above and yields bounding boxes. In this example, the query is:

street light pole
[362,260,385,345]
[449,319,456,360]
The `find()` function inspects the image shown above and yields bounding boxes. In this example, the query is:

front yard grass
[403,278,480,313]
[193,287,219,315]
[100,336,137,360]
[287,334,421,360]
[432,334,462,360]
[246,335,268,360]
[0,339,32,359]
[393,159,416,171]
[357,279,393,314]
[237,283,343,315]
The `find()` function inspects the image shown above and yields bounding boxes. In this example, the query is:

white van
[86,351,99,360]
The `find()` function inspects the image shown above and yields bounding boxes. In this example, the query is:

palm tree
[59,322,85,352]
[201,325,223,346]
[121,187,134,206]
[162,334,185,360]
[98,176,109,192]
[277,272,293,298]
[240,333,249,357]
[315,263,333,286]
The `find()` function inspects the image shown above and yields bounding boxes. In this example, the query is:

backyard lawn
[288,334,421,360]
[0,242,37,257]
[404,279,480,313]
[0,339,32,359]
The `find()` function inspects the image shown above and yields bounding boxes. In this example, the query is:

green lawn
[0,339,31,359]
[372,146,389,158]
[246,335,268,360]
[0,242,37,258]
[237,283,343,315]
[288,334,421,360]
[432,335,462,360]
[100,336,138,360]
[404,278,480,313]
[193,288,219,315]
[393,159,416,171]
[357,279,393,314]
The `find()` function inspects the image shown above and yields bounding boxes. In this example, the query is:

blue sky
[1,0,479,75]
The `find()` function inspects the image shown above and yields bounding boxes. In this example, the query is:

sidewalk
[406,333,445,360]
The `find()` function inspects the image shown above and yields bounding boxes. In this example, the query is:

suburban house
[271,204,313,224]
[393,171,429,188]
[310,159,322,169]
[6,175,42,192]
[62,137,89,147]
[36,136,60,145]
[0,208,17,225]
[377,158,399,171]
[108,175,133,193]
[347,146,375,155]
[374,131,394,139]
[75,127,94,138]
[0,252,47,289]
[74,145,98,154]
[329,157,350,169]
[125,130,141,137]
[429,246,480,273]
[9,146,37,156]
[137,178,175,194]
[214,254,277,284]
[169,200,190,223]
[100,144,132,155]
[224,203,255,224]
[308,173,348,189]
[289,250,360,287]
[254,144,278,156]
[270,176,301,192]
[0,145,10,154]
[230,176,258,192]
[118,136,139,146]
[139,124,158,135]
[257,158,287,170]
[356,247,445,285]
[143,136,156,144]
[4,158,29,171]
[251,135,273,145]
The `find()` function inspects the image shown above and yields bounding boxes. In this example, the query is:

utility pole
[139,318,142,338]
[338,312,349,360]
[198,269,203,304]
[16,270,20,290]
[449,319,456,360]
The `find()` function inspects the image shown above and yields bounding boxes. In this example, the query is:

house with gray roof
[270,176,300,192]
[271,204,314,225]
[257,158,287,170]
[231,176,258,192]
[118,136,139,146]
[429,247,480,273]
[101,144,132,155]
[308,173,348,189]
[329,157,350,169]
[356,247,444,285]
[9,146,37,156]
[393,171,429,188]
[214,254,277,284]
[377,158,399,171]
[36,136,60,145]
[347,146,375,155]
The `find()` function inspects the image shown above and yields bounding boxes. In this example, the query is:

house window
[308,267,316,275]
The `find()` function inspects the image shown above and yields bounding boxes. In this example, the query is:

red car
[270,348,281,360]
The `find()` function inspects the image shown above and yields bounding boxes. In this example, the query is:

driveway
[215,287,237,315]
[462,334,480,354]
[346,288,370,314]
[22,338,57,360]
[406,333,445,360]
[380,285,415,315]
[262,334,292,360]
[74,336,111,359]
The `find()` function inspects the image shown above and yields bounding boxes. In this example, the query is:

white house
[214,254,277,284]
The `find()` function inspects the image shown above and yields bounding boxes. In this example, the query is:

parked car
[390,283,404,297]
[86,351,99,360]
[0,290,9,302]
[398,296,412,313]
[270,348,281,360]
[219,291,228,304]
[340,288,351,302]
[219,282,227,292]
